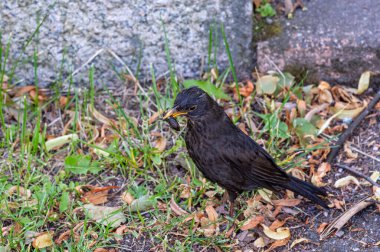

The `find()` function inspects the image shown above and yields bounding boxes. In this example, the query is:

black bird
[164,87,328,216]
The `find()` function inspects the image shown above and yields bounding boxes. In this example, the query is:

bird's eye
[189,105,197,111]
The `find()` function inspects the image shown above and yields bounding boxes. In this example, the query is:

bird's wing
[219,132,290,190]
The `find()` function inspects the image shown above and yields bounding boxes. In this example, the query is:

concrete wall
[0,0,253,86]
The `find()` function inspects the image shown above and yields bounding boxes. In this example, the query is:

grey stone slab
[256,0,380,87]
[0,0,253,87]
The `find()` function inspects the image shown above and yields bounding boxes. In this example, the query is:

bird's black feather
[169,87,329,211]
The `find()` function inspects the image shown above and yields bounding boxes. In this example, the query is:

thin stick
[326,90,380,163]
[107,49,157,109]
[335,164,380,187]
[350,146,380,163]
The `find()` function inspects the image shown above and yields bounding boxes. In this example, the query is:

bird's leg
[227,190,237,218]
[216,191,229,215]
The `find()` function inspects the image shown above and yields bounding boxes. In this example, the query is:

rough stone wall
[0,0,253,87]
[256,0,380,87]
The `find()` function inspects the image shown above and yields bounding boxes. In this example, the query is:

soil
[117,107,379,252]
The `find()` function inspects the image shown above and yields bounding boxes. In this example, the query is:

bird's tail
[283,176,329,209]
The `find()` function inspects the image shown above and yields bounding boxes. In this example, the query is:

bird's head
[163,87,218,120]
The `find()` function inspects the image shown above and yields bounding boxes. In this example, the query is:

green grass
[0,21,336,252]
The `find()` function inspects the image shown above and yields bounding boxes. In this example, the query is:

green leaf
[59,191,69,213]
[293,118,318,136]
[183,79,230,100]
[277,72,295,89]
[64,155,101,175]
[293,118,318,145]
[83,204,126,228]
[272,121,290,139]
[129,195,155,212]
[256,75,279,95]
[256,3,276,17]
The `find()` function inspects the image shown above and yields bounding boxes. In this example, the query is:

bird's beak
[163,107,188,119]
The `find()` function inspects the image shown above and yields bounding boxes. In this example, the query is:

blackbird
[164,87,328,216]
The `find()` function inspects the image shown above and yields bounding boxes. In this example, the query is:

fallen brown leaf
[262,224,291,240]
[153,136,167,153]
[81,186,119,205]
[311,162,331,187]
[121,191,135,205]
[238,80,254,97]
[317,222,328,234]
[32,232,54,249]
[272,198,301,207]
[115,225,129,242]
[265,238,290,252]
[290,237,309,249]
[170,196,188,216]
[240,215,265,231]
[205,205,218,222]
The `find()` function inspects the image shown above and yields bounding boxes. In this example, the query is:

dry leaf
[311,162,331,187]
[179,185,191,199]
[317,222,328,233]
[334,176,360,188]
[88,105,116,127]
[262,224,290,240]
[13,86,35,97]
[200,217,215,237]
[305,103,329,122]
[269,217,291,231]
[344,143,358,159]
[272,198,301,207]
[320,197,373,239]
[318,81,331,90]
[80,186,118,205]
[331,100,367,120]
[153,136,167,153]
[357,71,371,94]
[254,237,266,248]
[318,89,333,104]
[297,99,307,116]
[362,171,380,186]
[121,191,135,205]
[290,238,309,249]
[239,80,254,97]
[148,111,160,125]
[240,215,265,231]
[266,238,290,251]
[170,196,188,216]
[45,134,79,151]
[253,0,262,8]
[59,96,69,108]
[32,232,54,249]
[238,123,248,135]
[55,230,71,245]
[29,89,48,103]
[7,186,31,199]
[205,205,218,222]
[115,225,128,242]
[258,188,273,202]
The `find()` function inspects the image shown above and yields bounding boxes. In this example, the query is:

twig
[326,90,380,164]
[365,199,380,204]
[107,49,157,109]
[62,48,104,85]
[335,164,380,187]
[320,196,374,240]
[350,145,380,163]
